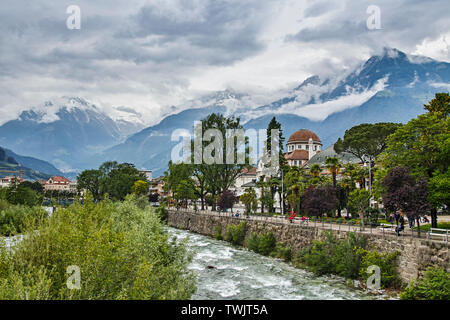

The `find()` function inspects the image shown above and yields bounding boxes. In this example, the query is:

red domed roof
[288,129,321,143]
[285,150,309,161]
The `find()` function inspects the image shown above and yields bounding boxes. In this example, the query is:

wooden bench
[428,228,449,242]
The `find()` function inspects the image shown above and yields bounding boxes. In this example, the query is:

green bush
[225,222,247,246]
[0,195,196,300]
[359,249,401,289]
[292,232,369,279]
[332,232,367,279]
[246,232,260,252]
[0,205,48,236]
[214,225,222,240]
[155,204,168,223]
[363,207,380,227]
[400,267,450,300]
[0,199,10,212]
[258,232,276,256]
[271,243,292,262]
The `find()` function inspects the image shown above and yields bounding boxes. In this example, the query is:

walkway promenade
[170,208,449,243]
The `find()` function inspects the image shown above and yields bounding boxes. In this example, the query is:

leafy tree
[6,184,41,207]
[381,93,450,227]
[428,168,450,211]
[191,165,208,210]
[423,92,449,117]
[347,189,371,227]
[20,181,44,194]
[334,122,402,163]
[132,180,150,196]
[190,113,250,210]
[102,163,145,201]
[217,190,237,211]
[240,188,257,215]
[382,167,431,235]
[78,162,146,201]
[302,185,338,217]
[174,179,196,208]
[163,161,193,206]
[77,169,103,201]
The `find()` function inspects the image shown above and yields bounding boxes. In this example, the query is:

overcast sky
[0,0,449,125]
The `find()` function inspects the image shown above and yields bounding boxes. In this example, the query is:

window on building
[314,145,317,151]
[306,145,309,150]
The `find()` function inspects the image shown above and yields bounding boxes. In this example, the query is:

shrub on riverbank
[258,232,277,256]
[225,222,246,246]
[0,194,196,300]
[214,225,223,240]
[155,204,168,224]
[0,205,48,236]
[400,267,450,300]
[292,232,401,289]
[245,231,277,256]
[358,249,401,289]
[293,232,367,278]
[246,232,260,252]
[271,243,292,262]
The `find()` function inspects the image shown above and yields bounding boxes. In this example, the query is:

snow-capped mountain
[1,48,448,177]
[99,48,449,177]
[0,97,144,175]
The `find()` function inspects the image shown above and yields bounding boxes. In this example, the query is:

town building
[44,176,72,191]
[0,176,23,188]
[150,176,167,197]
[284,129,322,167]
[232,167,258,196]
[139,170,153,182]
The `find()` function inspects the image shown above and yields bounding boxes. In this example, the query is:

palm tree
[267,176,280,213]
[325,157,342,188]
[285,167,306,214]
[309,164,322,178]
[256,176,266,213]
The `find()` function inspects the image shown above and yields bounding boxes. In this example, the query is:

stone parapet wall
[167,210,449,283]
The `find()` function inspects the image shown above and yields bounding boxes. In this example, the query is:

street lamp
[363,156,373,207]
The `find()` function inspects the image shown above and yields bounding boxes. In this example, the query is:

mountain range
[0,48,448,178]
[0,146,62,180]
[0,97,144,177]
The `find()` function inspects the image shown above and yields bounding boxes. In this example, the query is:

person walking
[394,211,400,225]
[409,216,414,229]
[389,213,395,225]
[396,211,405,236]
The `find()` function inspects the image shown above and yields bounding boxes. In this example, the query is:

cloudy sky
[0,0,449,125]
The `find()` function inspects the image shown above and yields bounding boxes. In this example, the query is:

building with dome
[285,129,322,167]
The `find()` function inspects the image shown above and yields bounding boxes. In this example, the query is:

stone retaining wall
[167,210,449,283]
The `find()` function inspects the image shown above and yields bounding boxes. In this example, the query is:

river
[169,227,383,300]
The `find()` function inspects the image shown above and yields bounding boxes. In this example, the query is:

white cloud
[0,0,449,126]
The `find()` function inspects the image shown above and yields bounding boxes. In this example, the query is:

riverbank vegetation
[0,194,196,300]
[400,267,450,300]
[220,225,402,291]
